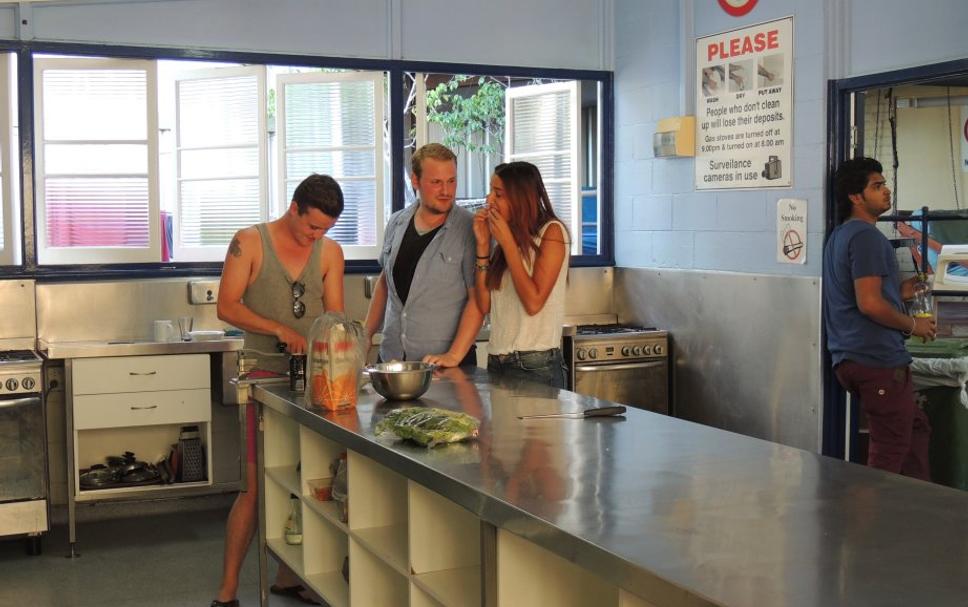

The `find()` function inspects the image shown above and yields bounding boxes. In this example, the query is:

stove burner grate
[575,324,657,336]
[0,350,40,363]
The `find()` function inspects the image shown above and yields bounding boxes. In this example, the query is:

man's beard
[421,199,451,215]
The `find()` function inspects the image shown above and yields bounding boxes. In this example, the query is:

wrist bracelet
[476,255,490,259]
[902,316,915,337]
[476,262,489,271]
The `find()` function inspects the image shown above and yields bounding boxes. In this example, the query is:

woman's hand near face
[473,209,491,247]
[487,208,514,250]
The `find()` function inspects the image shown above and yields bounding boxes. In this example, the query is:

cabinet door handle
[130,405,158,411]
[128,371,157,376]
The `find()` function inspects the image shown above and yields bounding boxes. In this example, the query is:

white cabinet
[65,353,214,554]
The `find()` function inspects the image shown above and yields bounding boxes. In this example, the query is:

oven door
[573,360,669,415]
[0,395,48,502]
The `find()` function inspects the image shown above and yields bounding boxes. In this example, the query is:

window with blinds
[276,71,385,259]
[174,66,266,261]
[34,57,159,264]
[505,81,582,255]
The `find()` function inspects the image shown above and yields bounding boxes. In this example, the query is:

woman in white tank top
[473,162,570,388]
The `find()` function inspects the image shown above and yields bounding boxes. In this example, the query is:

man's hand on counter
[423,351,462,368]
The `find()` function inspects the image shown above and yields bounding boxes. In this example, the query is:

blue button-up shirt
[379,202,476,361]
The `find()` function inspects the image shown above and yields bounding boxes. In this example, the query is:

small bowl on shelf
[307,477,333,501]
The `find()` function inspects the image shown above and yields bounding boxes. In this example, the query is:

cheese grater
[178,425,206,482]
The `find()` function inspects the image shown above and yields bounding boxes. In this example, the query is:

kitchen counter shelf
[267,537,303,576]
[305,571,349,607]
[411,566,480,607]
[302,497,347,534]
[349,524,408,577]
[75,480,210,501]
[264,465,300,497]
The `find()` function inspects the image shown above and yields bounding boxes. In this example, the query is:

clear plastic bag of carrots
[306,314,366,411]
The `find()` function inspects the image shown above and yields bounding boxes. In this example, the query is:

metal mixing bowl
[366,361,434,400]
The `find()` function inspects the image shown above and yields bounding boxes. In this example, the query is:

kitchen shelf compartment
[303,496,348,534]
[410,583,445,607]
[408,481,480,576]
[619,590,659,607]
[267,537,303,578]
[302,504,349,607]
[496,528,617,607]
[263,407,299,469]
[349,536,408,607]
[299,426,343,495]
[350,523,408,576]
[411,566,481,607]
[265,464,300,497]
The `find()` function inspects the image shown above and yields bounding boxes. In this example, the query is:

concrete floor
[0,497,314,607]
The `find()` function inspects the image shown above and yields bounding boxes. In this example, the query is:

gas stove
[0,349,42,395]
[570,324,668,362]
[563,323,670,414]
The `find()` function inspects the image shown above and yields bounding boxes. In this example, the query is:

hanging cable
[873,88,883,159]
[947,86,962,209]
[888,88,899,214]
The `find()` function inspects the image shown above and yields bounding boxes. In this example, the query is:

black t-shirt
[392,216,442,304]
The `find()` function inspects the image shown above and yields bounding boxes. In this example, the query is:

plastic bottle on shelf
[284,493,303,545]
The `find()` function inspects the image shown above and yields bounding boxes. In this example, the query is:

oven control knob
[642,345,652,355]
[588,348,598,359]
[621,346,631,357]
[654,344,665,355]
[5,378,18,391]
[22,377,35,391]
[576,348,587,361]
[632,346,643,356]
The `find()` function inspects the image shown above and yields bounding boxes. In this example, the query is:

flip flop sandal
[269,584,321,605]
[210,600,238,607]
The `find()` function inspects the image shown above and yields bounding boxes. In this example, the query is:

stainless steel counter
[40,337,244,359]
[254,368,968,607]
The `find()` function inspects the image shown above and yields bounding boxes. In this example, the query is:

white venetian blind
[505,81,581,254]
[174,66,266,261]
[34,57,159,264]
[277,71,384,259]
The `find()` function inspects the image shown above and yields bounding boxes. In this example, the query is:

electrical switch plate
[188,280,219,305]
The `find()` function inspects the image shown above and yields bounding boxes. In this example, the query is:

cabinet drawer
[73,389,211,430]
[72,354,210,395]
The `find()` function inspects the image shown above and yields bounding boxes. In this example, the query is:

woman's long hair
[485,162,569,290]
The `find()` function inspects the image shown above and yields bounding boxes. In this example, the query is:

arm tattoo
[229,237,242,257]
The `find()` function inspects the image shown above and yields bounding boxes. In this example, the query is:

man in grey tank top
[212,174,345,607]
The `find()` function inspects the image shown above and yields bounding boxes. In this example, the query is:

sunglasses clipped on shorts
[291,281,306,319]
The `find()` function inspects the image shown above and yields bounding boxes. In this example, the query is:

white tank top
[488,220,569,355]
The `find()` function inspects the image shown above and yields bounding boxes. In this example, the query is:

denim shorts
[487,348,566,389]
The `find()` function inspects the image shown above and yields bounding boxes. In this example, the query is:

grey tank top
[243,223,325,372]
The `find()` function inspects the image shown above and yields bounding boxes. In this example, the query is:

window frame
[276,69,386,260]
[33,56,161,265]
[0,42,612,278]
[172,64,267,262]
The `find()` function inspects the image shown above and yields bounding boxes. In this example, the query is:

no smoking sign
[777,198,807,264]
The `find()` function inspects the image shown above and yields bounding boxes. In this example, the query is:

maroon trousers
[835,360,931,481]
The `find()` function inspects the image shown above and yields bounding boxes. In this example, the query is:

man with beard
[365,143,482,367]
[823,156,936,480]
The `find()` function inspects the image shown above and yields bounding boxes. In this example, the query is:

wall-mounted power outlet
[188,280,219,305]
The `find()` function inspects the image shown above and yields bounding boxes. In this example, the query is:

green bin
[909,338,968,491]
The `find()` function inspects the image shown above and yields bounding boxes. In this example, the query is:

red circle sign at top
[718,0,759,17]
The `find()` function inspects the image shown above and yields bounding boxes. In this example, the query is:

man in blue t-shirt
[823,157,935,480]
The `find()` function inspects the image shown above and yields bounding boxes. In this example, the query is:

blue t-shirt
[823,219,911,368]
